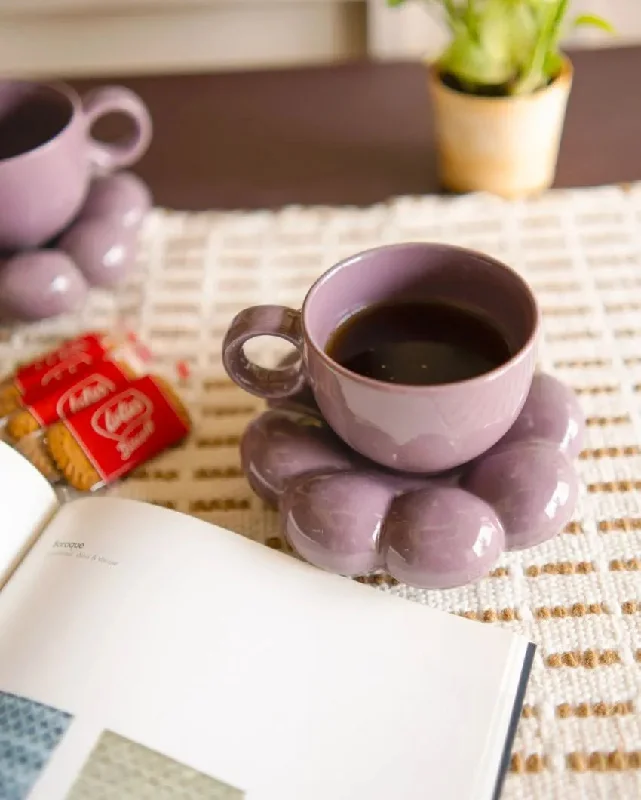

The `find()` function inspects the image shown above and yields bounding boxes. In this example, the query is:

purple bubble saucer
[0,171,151,322]
[240,371,584,590]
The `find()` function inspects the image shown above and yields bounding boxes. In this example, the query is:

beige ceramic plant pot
[429,58,573,199]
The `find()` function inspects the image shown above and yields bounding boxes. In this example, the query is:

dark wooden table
[72,45,641,211]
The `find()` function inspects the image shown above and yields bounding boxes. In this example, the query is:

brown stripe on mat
[510,754,547,773]
[596,278,641,290]
[149,328,200,340]
[189,498,251,512]
[211,325,237,338]
[567,751,641,771]
[510,749,641,773]
[610,558,641,571]
[265,536,294,553]
[523,701,635,719]
[533,601,641,616]
[531,281,581,291]
[581,446,641,459]
[164,235,208,250]
[157,279,204,292]
[554,358,612,368]
[216,301,250,314]
[557,701,634,718]
[586,415,631,426]
[200,405,257,417]
[598,518,641,532]
[279,274,324,289]
[615,329,641,339]
[588,480,641,493]
[534,602,608,618]
[489,566,510,578]
[546,649,621,668]
[456,608,520,622]
[151,500,178,510]
[356,567,510,587]
[151,303,202,315]
[546,331,601,342]
[525,562,595,576]
[160,261,206,274]
[573,385,619,395]
[131,469,180,481]
[354,575,399,587]
[193,467,245,479]
[605,302,641,312]
[541,306,591,316]
[195,435,242,448]
[564,522,583,534]
[202,379,237,390]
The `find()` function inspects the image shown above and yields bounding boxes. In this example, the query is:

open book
[0,441,534,800]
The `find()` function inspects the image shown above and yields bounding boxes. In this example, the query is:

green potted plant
[387,0,613,198]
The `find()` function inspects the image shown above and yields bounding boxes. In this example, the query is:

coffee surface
[325,301,512,385]
[0,93,70,160]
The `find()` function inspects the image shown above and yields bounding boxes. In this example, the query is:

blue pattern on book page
[0,690,72,800]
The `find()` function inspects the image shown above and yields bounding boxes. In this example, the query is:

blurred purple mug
[0,80,152,249]
[222,243,539,473]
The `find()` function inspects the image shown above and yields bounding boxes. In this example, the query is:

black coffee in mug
[325,301,512,386]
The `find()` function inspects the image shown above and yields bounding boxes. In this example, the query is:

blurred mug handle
[222,305,306,399]
[83,86,152,173]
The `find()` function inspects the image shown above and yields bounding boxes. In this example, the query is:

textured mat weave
[2,184,641,799]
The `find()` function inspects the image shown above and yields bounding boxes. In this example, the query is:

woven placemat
[2,184,641,799]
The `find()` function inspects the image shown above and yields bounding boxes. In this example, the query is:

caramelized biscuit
[6,410,41,441]
[16,434,61,484]
[46,423,101,492]
[45,375,191,492]
[6,360,137,442]
[0,385,21,417]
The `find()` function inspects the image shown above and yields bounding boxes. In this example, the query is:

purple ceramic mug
[0,80,152,249]
[223,243,540,473]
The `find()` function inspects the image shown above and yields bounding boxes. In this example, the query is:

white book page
[0,441,58,588]
[0,497,530,800]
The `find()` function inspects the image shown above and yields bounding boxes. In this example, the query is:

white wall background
[0,0,635,78]
[368,0,641,60]
[0,0,366,78]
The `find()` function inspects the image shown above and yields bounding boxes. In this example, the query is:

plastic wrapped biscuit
[0,331,151,425]
[3,358,138,443]
[17,375,191,492]
[0,331,150,419]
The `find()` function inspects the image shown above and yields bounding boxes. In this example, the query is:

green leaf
[543,50,564,78]
[505,3,538,69]
[511,0,568,94]
[384,0,611,95]
[572,13,616,34]
[439,32,514,87]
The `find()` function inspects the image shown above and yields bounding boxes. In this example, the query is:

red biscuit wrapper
[13,333,110,395]
[0,330,151,422]
[3,359,136,443]
[17,375,191,491]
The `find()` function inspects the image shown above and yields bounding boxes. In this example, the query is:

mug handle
[82,86,153,173]
[222,306,306,399]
